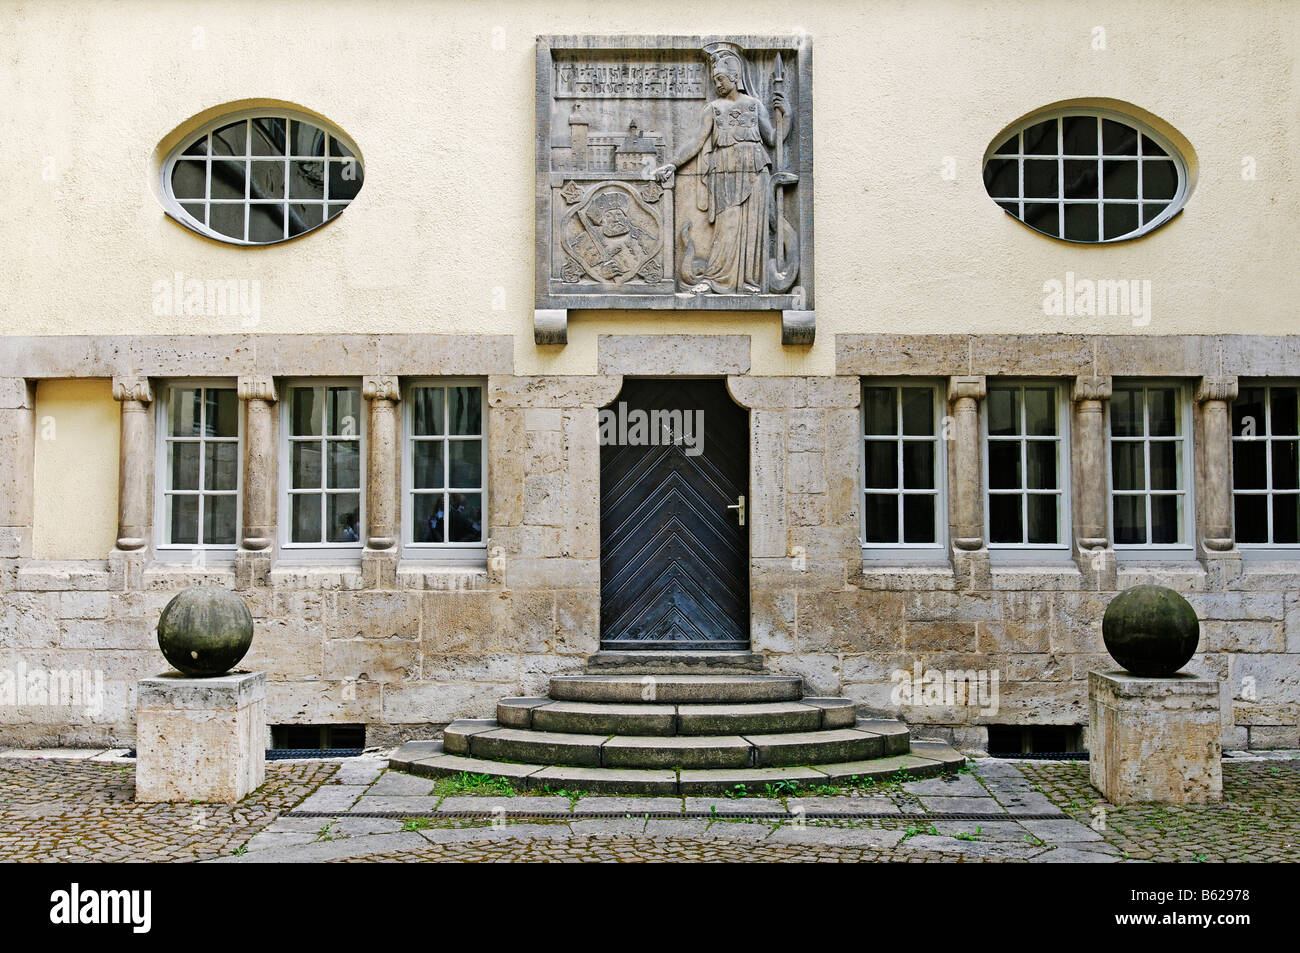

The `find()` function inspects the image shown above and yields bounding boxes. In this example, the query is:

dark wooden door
[600,379,749,649]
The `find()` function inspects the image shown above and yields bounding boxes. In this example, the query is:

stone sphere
[157,587,254,677]
[1101,585,1200,677]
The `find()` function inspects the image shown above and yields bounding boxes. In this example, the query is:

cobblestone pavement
[1019,759,1300,863]
[0,755,336,862]
[1,751,1296,862]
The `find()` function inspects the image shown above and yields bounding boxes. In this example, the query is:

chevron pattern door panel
[600,379,749,649]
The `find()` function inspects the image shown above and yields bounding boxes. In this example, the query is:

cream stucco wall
[30,379,119,559]
[1,0,1297,379]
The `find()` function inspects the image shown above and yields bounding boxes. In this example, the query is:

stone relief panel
[535,35,814,345]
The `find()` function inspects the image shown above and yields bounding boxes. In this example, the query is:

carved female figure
[653,43,786,295]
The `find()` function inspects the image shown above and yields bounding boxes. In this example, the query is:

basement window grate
[987,724,1087,757]
[271,724,365,752]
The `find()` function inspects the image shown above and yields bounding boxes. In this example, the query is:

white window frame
[1232,380,1300,554]
[982,107,1190,244]
[154,380,242,560]
[278,379,366,559]
[402,379,488,563]
[1108,380,1196,559]
[981,380,1072,560]
[860,380,948,563]
[160,107,363,246]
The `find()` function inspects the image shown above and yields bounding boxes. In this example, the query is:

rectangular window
[861,382,944,553]
[1232,383,1300,548]
[282,382,363,547]
[983,382,1068,548]
[1109,382,1191,549]
[404,381,486,553]
[157,383,240,549]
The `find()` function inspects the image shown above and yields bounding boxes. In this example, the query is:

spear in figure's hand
[767,52,800,294]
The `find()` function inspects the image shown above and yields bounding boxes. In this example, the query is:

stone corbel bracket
[534,309,569,346]
[782,310,815,346]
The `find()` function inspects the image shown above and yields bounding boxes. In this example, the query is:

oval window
[983,110,1188,243]
[162,110,363,244]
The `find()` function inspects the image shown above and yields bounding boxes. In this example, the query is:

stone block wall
[1,333,1298,753]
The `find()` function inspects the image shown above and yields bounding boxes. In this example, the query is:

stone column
[361,375,401,588]
[111,376,153,554]
[1195,376,1240,583]
[947,376,989,586]
[0,378,36,569]
[235,377,277,589]
[1072,375,1116,586]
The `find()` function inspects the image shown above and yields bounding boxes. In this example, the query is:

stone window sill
[396,562,490,591]
[15,560,117,591]
[853,564,957,591]
[268,566,365,590]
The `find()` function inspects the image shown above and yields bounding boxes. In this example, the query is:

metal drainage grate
[989,751,1089,761]
[286,809,1069,822]
[120,748,365,760]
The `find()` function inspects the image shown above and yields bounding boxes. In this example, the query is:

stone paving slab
[365,771,435,796]
[436,795,572,813]
[643,819,715,838]
[1031,845,1124,863]
[570,818,649,837]
[415,824,573,845]
[915,795,1008,814]
[767,825,908,849]
[1,748,108,759]
[901,774,988,797]
[575,796,686,814]
[331,816,407,836]
[684,797,786,815]
[787,796,901,815]
[349,795,443,813]
[214,831,432,863]
[332,759,388,786]
[1019,818,1105,842]
[296,784,370,813]
[929,820,1029,842]
[899,834,1047,859]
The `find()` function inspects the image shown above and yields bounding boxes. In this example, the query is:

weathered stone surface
[598,335,750,375]
[135,671,265,803]
[1089,671,1223,804]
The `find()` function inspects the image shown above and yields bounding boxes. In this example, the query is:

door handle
[726,495,746,527]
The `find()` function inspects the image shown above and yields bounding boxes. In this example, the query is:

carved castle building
[1,1,1296,756]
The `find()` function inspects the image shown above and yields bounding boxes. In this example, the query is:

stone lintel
[598,334,750,375]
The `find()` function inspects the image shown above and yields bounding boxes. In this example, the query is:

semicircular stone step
[388,740,964,795]
[498,698,847,736]
[443,719,907,770]
[548,674,803,705]
[530,701,677,736]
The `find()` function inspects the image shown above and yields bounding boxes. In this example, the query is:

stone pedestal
[135,671,266,803]
[1088,671,1222,805]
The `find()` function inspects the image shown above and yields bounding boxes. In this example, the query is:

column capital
[1195,376,1239,404]
[237,376,277,402]
[1071,375,1113,403]
[362,375,401,402]
[111,376,153,404]
[947,375,986,403]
